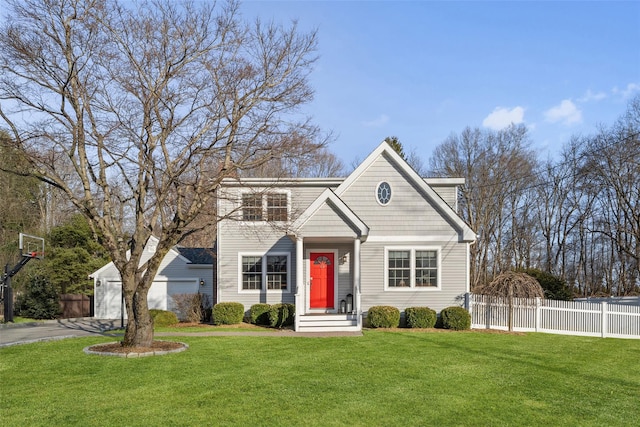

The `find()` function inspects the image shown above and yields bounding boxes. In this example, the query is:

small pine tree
[15,275,60,319]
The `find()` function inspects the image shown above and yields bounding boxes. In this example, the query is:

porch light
[200,279,205,286]
[96,280,101,287]
[340,299,347,314]
[340,252,349,264]
[346,293,353,313]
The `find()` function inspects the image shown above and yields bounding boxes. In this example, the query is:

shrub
[212,302,244,325]
[405,307,437,328]
[367,306,400,328]
[172,293,202,323]
[150,309,178,327]
[268,303,295,328]
[15,275,60,320]
[439,306,471,330]
[250,303,271,325]
[522,268,573,301]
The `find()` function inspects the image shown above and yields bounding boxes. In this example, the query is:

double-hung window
[240,253,290,292]
[267,194,288,221]
[385,247,440,290]
[241,192,288,222]
[242,194,263,221]
[241,256,263,290]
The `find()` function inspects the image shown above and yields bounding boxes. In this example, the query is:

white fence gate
[469,294,640,339]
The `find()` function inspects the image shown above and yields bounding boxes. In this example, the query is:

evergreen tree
[15,274,60,319]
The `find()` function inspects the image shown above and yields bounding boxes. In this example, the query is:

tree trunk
[121,273,154,348]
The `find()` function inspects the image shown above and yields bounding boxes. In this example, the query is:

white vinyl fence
[469,294,640,339]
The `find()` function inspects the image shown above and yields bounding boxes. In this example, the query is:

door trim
[306,249,339,313]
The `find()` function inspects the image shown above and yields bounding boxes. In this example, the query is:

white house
[91,236,214,319]
[216,141,476,331]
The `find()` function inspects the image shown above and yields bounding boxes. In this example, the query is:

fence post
[535,297,541,332]
[465,292,471,312]
[601,302,608,338]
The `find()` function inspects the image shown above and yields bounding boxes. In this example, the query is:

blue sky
[241,1,640,166]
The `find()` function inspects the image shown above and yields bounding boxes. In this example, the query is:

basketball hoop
[19,233,45,260]
[3,233,45,322]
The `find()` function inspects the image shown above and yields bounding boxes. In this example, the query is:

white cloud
[612,83,640,99]
[482,106,525,130]
[578,89,607,103]
[544,99,582,125]
[362,114,389,128]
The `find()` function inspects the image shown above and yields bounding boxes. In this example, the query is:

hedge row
[250,303,295,328]
[366,305,471,330]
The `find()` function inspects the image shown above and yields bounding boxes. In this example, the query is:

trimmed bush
[250,303,272,326]
[150,309,178,327]
[405,307,437,328]
[367,305,400,328]
[268,303,295,328]
[439,306,471,330]
[212,302,244,325]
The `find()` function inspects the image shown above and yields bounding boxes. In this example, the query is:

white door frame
[305,248,339,313]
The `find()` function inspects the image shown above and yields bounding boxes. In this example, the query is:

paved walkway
[0,318,361,347]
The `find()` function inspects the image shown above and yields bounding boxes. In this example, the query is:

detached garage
[91,236,214,320]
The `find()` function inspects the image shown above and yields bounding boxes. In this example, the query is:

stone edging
[83,341,189,358]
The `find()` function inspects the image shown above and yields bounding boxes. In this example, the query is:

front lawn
[1,331,638,426]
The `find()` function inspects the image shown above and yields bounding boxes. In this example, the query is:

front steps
[296,313,361,332]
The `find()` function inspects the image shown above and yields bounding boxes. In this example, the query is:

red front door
[310,252,335,309]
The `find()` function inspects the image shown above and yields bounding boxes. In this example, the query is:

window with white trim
[242,256,262,289]
[385,247,440,289]
[267,194,288,221]
[240,253,290,292]
[242,194,263,221]
[241,192,289,222]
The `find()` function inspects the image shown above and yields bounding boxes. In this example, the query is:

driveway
[1,318,363,347]
[0,318,121,348]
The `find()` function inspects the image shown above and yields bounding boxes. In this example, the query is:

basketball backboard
[19,233,45,259]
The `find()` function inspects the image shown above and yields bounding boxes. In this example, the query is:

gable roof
[336,141,476,242]
[89,236,214,277]
[289,188,369,240]
[176,247,214,265]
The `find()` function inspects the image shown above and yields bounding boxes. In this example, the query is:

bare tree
[429,124,537,288]
[476,270,544,331]
[578,99,640,295]
[0,0,326,347]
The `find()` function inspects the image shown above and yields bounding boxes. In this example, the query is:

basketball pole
[1,254,38,323]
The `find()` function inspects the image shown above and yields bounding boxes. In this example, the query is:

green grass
[154,323,278,333]
[1,331,639,426]
[2,316,43,324]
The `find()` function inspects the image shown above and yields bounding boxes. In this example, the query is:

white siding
[93,247,213,319]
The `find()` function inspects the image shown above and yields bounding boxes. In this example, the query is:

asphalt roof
[176,247,215,265]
